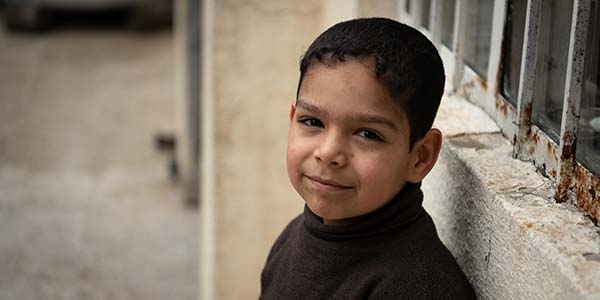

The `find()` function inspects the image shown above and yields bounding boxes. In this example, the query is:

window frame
[401,0,599,222]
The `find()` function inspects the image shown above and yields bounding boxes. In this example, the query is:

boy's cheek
[286,143,299,163]
[286,144,302,163]
[287,130,305,153]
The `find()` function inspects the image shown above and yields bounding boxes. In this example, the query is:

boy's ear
[407,128,443,183]
[289,101,296,122]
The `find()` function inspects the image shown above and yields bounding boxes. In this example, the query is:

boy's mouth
[304,175,353,191]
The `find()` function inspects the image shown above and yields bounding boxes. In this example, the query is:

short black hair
[297,18,445,148]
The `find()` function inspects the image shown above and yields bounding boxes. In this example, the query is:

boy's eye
[299,118,324,128]
[356,129,383,141]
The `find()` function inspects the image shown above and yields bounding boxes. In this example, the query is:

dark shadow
[2,5,172,33]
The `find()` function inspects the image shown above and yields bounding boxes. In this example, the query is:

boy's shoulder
[264,212,303,262]
[370,213,477,299]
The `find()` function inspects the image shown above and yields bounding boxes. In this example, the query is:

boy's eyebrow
[296,99,398,132]
[349,113,398,132]
[296,99,329,117]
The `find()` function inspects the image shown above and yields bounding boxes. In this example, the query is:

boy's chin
[306,203,360,225]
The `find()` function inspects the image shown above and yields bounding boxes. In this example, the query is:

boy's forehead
[304,56,377,77]
[299,62,407,113]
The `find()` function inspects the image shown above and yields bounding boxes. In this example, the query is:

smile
[304,175,353,192]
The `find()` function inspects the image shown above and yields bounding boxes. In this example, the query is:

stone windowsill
[423,93,600,299]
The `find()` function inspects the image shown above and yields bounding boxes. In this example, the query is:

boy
[261,18,476,299]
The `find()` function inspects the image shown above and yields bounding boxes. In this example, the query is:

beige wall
[357,0,398,18]
[201,1,324,299]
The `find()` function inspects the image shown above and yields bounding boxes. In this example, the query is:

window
[420,0,431,30]
[463,0,494,80]
[440,0,456,48]
[577,0,600,175]
[501,0,527,105]
[531,0,574,142]
[399,0,600,221]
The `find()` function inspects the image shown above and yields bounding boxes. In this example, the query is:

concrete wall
[200,1,323,298]
[424,95,600,299]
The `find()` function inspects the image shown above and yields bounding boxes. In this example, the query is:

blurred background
[0,0,197,299]
[0,0,400,299]
[3,1,599,300]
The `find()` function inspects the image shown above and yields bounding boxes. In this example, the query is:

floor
[0,11,197,300]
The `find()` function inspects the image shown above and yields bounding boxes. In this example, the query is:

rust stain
[495,57,503,97]
[494,98,509,118]
[528,144,535,156]
[574,164,600,224]
[531,131,539,144]
[495,11,508,98]
[477,76,488,90]
[555,182,570,203]
[555,131,575,203]
[560,131,576,161]
[522,221,534,229]
[523,103,532,128]
[462,80,476,95]
[460,79,488,105]
[549,169,557,178]
[546,141,555,157]
[463,77,487,94]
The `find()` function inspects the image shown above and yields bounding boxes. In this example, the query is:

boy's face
[287,59,420,225]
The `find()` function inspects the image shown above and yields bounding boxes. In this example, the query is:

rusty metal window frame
[404,0,599,222]
[512,0,598,222]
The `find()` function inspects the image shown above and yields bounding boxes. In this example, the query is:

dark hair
[297,18,445,148]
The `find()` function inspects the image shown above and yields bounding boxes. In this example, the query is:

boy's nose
[313,131,348,168]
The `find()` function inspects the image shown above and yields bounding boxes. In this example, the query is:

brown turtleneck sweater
[260,183,477,299]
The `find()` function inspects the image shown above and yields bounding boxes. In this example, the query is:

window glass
[441,0,456,48]
[577,0,600,175]
[501,0,527,106]
[531,0,573,142]
[421,0,431,29]
[464,0,494,80]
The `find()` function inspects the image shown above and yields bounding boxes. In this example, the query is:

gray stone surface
[0,20,196,300]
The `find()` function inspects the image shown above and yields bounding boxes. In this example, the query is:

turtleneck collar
[302,182,424,241]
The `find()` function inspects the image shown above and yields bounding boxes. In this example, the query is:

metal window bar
[556,0,592,202]
[513,0,542,161]
[511,0,564,183]
[430,0,442,47]
[452,0,466,90]
[412,0,425,29]
[487,0,517,139]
